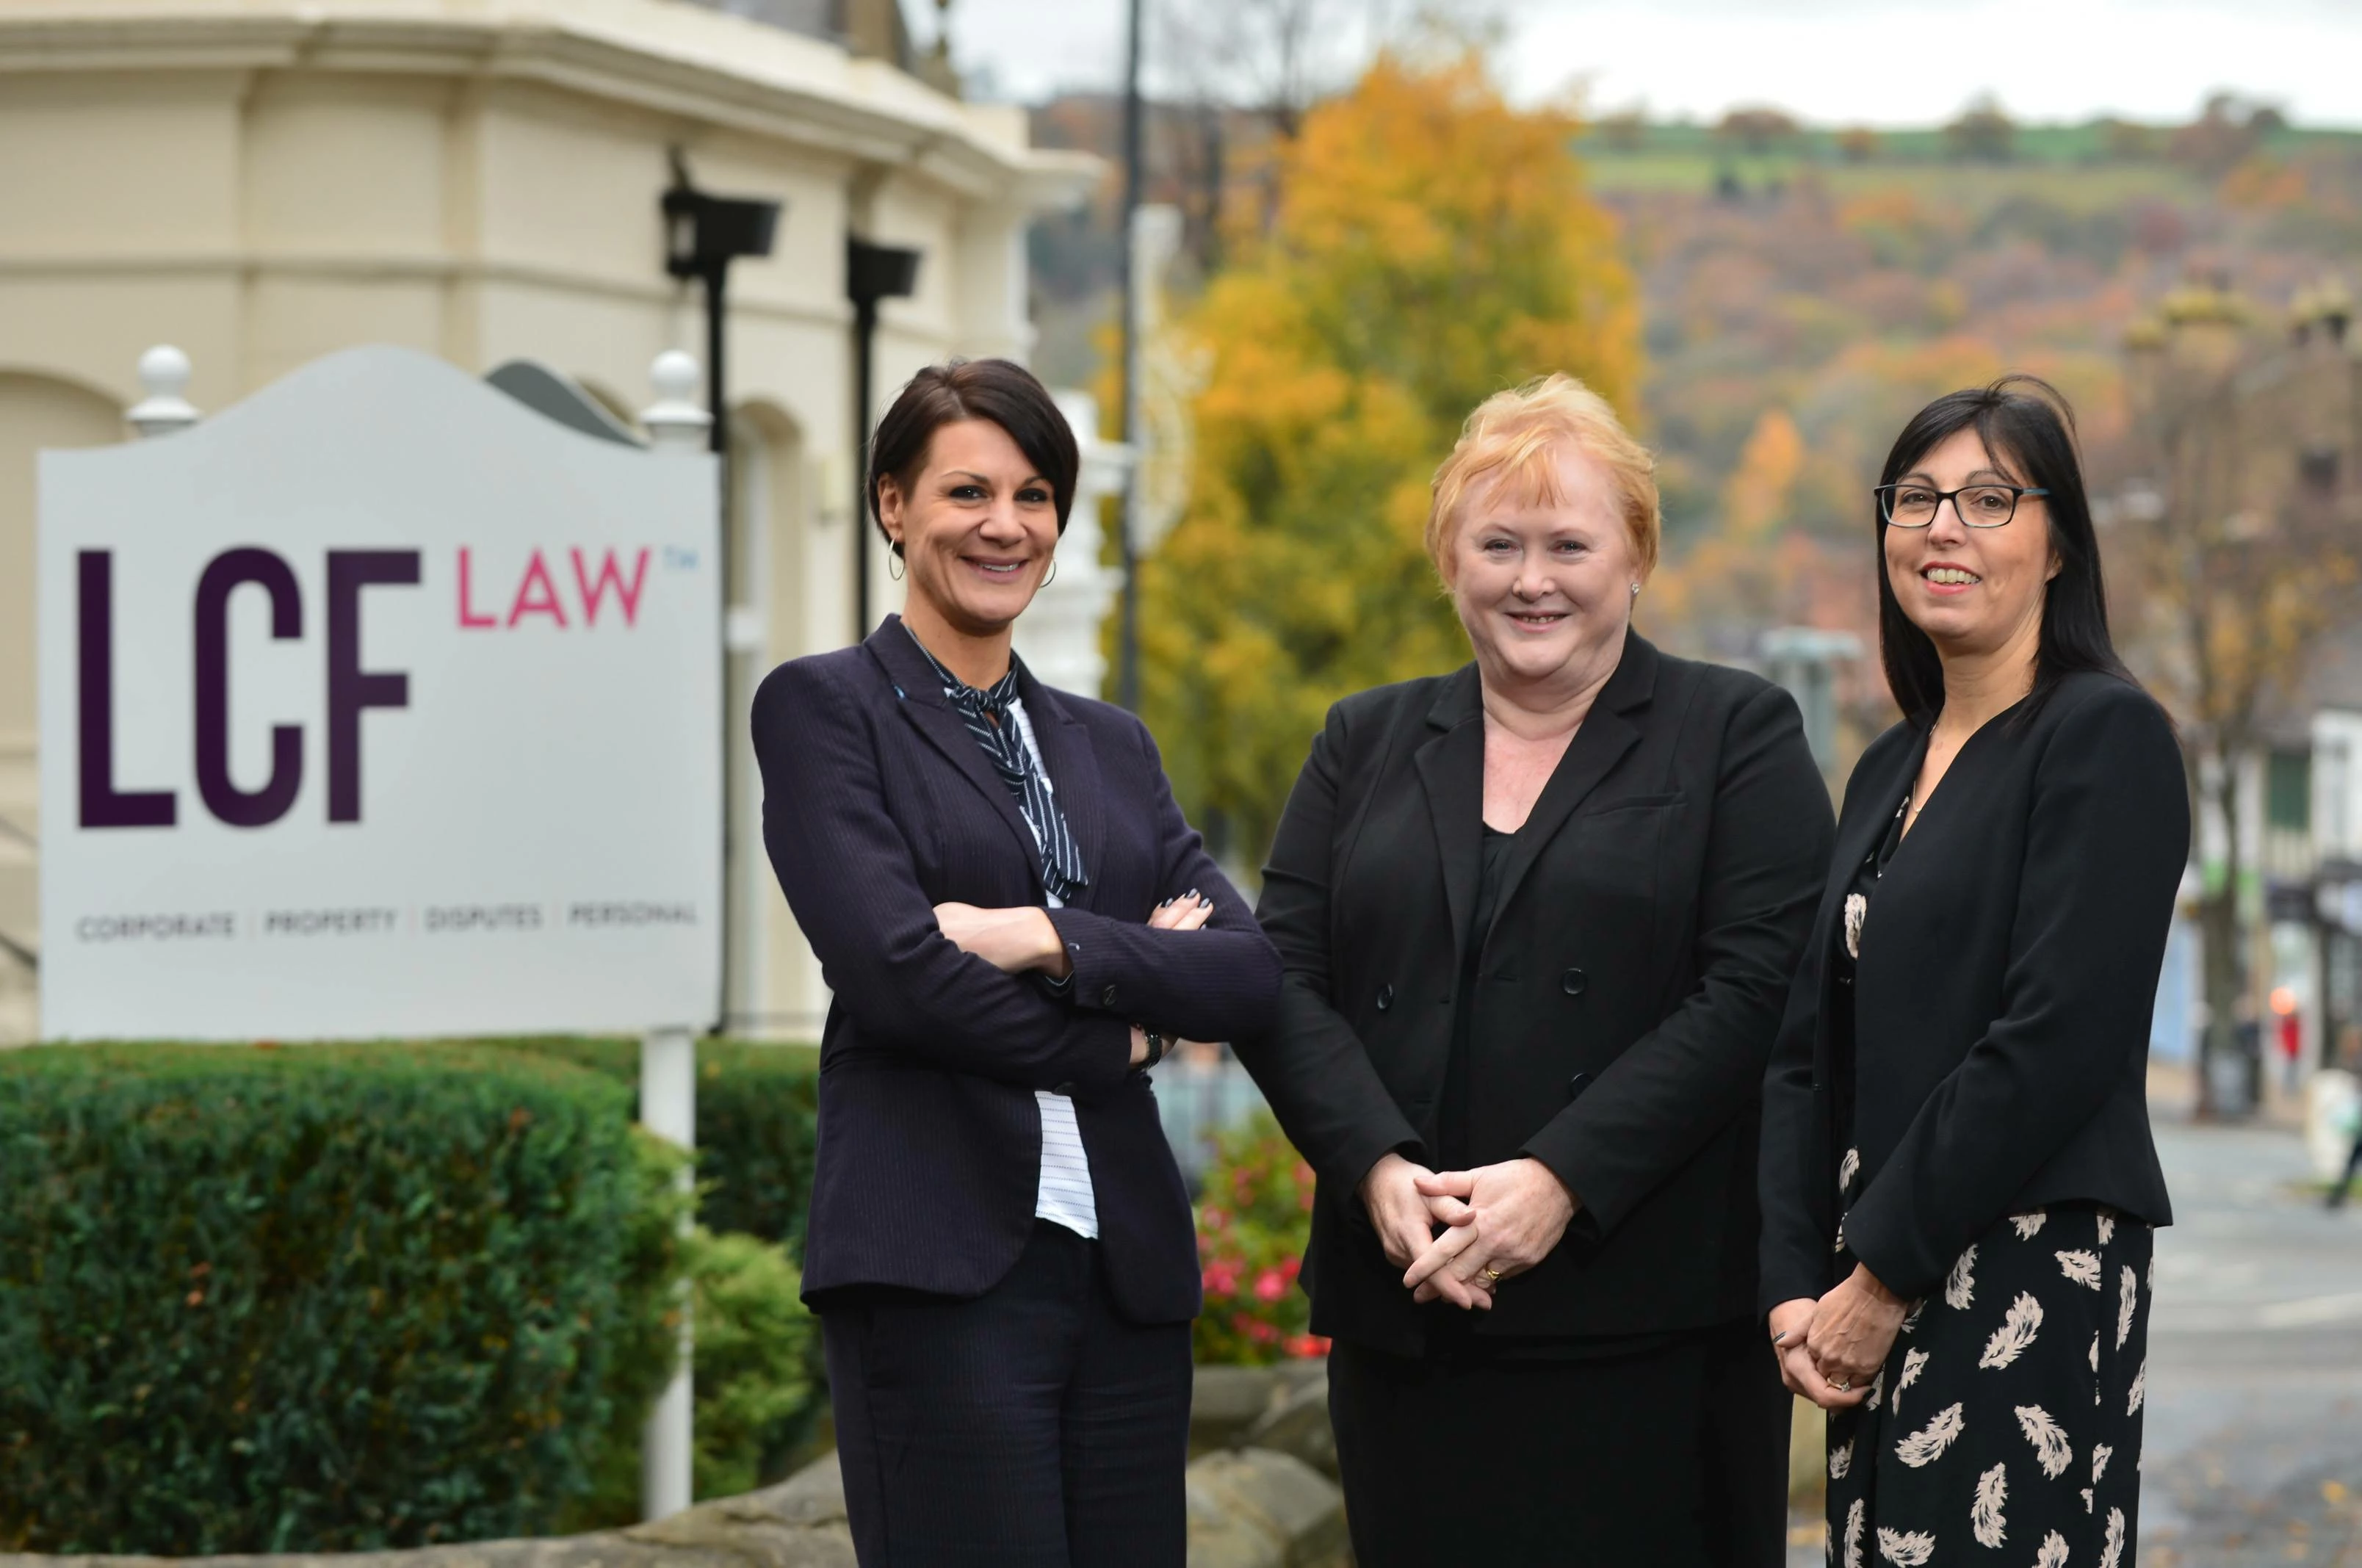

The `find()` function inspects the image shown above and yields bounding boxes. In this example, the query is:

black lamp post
[662,151,782,462]
[848,236,923,635]
[661,151,779,1033]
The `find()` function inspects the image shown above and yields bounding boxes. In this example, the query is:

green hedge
[493,1038,820,1254]
[0,1043,685,1553]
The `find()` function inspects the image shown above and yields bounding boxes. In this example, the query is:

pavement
[1789,1102,2362,1566]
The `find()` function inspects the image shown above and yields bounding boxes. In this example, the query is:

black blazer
[753,616,1281,1325]
[1238,633,1834,1353]
[1758,672,2188,1315]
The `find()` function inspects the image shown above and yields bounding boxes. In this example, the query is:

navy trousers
[820,1220,1193,1567]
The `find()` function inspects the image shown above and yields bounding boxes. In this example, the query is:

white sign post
[38,343,722,1520]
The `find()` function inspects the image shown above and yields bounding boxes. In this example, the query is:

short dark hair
[867,358,1080,554]
[1873,375,2137,724]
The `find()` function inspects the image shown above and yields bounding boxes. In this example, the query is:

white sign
[38,347,721,1039]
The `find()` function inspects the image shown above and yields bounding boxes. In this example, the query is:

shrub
[563,1226,821,1526]
[0,1042,682,1553]
[1192,1112,1327,1365]
[492,1038,820,1254]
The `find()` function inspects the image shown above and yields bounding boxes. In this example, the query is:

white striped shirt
[1009,698,1099,1240]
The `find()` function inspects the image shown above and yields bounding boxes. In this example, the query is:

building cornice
[0,1,1099,209]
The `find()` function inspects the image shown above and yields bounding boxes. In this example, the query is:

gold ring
[1482,1267,1504,1283]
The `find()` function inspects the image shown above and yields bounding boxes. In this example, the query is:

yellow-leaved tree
[1135,54,1640,867]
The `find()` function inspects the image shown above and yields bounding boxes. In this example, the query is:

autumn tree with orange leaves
[1135,54,1639,864]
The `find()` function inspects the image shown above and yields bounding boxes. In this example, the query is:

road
[1788,1108,2362,1565]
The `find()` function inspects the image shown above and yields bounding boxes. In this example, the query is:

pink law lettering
[457,547,650,630]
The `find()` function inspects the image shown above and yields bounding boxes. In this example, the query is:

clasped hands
[1361,1149,1579,1310]
[931,892,1215,1067]
[1769,1266,1910,1411]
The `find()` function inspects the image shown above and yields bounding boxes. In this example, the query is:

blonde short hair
[1426,374,1661,585]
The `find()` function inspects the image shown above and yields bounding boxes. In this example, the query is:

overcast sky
[930,0,2362,127]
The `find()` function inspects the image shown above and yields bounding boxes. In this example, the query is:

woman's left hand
[932,903,1066,976]
[1803,1263,1908,1404]
[1400,1158,1578,1307]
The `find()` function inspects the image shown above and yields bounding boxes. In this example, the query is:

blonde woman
[1237,375,1834,1565]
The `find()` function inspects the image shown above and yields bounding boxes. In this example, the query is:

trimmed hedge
[0,1043,685,1554]
[493,1038,820,1254]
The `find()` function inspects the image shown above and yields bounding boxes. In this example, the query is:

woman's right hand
[1360,1152,1457,1273]
[1769,1297,1845,1409]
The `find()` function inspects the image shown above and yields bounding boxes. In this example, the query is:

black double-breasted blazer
[753,617,1281,1325]
[1758,672,2189,1313]
[1238,632,1835,1353]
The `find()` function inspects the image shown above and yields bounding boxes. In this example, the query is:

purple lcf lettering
[195,547,303,827]
[78,549,175,827]
[328,550,420,824]
[77,546,420,829]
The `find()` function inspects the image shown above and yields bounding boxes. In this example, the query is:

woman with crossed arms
[1760,378,2188,1566]
[1239,374,1833,1565]
[756,358,1279,1565]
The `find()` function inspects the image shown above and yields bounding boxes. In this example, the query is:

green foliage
[685,1230,820,1497]
[0,1042,673,1553]
[561,1227,821,1526]
[1192,1113,1324,1366]
[483,1037,831,1518]
[494,1037,820,1254]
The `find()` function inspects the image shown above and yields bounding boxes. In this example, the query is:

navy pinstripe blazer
[753,615,1281,1323]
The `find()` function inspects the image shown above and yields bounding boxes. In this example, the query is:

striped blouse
[905,626,1097,1240]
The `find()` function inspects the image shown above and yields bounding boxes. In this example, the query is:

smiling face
[878,418,1060,639]
[1882,424,2059,664]
[1449,447,1640,696]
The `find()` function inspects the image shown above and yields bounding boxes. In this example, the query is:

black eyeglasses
[1875,483,2048,529]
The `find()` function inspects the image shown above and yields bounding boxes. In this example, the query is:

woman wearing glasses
[1760,378,2187,1565]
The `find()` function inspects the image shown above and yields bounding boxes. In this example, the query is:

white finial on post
[128,345,200,438]
[641,350,712,453]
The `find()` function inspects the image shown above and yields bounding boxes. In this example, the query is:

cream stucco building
[0,0,1108,1040]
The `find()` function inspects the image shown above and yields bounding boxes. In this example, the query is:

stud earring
[1629,582,1642,597]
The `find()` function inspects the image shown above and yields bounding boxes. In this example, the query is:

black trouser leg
[821,1221,1188,1568]
[1059,1265,1191,1568]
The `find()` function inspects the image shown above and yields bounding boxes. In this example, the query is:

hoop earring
[887,552,906,582]
[1042,559,1060,588]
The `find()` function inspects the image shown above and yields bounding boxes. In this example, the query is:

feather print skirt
[1824,1204,2152,1567]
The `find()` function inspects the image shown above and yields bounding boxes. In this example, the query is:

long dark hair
[1874,375,2135,724]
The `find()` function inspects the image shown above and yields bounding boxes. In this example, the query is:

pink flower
[1254,1268,1287,1303]
[1202,1261,1240,1297]
[1285,1334,1331,1359]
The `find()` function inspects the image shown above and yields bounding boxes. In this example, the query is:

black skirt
[1327,1315,1790,1567]
[1824,1204,2152,1566]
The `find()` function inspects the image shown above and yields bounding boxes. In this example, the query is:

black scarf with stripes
[906,628,1088,903]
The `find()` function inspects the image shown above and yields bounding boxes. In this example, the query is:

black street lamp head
[662,153,781,281]
[847,237,923,308]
